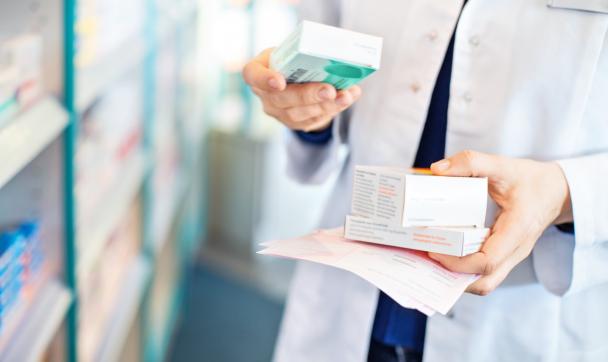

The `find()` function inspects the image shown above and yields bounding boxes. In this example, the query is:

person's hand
[242,48,362,132]
[428,151,573,296]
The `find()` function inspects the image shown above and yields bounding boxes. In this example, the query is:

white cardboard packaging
[270,21,383,90]
[344,215,489,256]
[351,166,488,227]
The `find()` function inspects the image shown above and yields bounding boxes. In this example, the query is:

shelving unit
[76,39,148,113]
[95,255,151,362]
[0,98,68,189]
[76,151,149,281]
[152,174,190,258]
[0,281,72,362]
[0,0,206,361]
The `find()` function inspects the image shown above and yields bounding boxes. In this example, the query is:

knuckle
[462,150,478,166]
[267,92,281,106]
[305,104,324,119]
[475,281,496,296]
[262,103,280,119]
[482,258,498,275]
[319,101,337,115]
[284,108,303,122]
[302,86,320,104]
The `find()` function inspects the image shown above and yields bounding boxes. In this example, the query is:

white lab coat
[273,0,608,361]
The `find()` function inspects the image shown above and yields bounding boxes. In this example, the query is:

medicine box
[345,215,489,256]
[270,20,383,90]
[351,166,488,228]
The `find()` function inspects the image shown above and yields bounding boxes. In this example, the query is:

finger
[465,266,509,296]
[335,86,362,107]
[251,86,267,97]
[284,103,333,123]
[428,251,494,275]
[261,101,322,131]
[284,90,360,122]
[242,48,286,92]
[261,100,284,120]
[268,83,336,108]
[430,150,510,179]
[300,115,334,132]
[429,212,524,275]
[465,242,529,295]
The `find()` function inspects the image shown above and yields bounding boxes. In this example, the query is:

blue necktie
[370,13,457,351]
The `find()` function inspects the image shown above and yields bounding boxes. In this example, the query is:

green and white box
[270,21,383,90]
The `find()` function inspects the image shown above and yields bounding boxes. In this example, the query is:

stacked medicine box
[0,34,43,128]
[0,221,43,332]
[344,166,490,256]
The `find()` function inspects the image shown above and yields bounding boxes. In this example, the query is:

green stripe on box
[323,60,375,90]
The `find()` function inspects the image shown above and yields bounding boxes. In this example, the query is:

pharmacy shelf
[157,1,198,45]
[0,97,68,190]
[76,37,147,112]
[95,255,151,362]
[154,279,184,362]
[77,152,148,279]
[152,174,189,258]
[0,280,72,362]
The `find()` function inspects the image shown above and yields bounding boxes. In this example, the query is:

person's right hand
[242,48,362,132]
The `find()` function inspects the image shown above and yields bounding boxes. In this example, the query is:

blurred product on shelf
[79,202,141,361]
[0,0,205,360]
[0,34,43,128]
[154,43,182,238]
[76,76,143,228]
[156,0,198,32]
[0,220,44,333]
[75,0,146,68]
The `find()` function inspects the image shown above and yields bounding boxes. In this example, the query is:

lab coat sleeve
[285,111,350,184]
[532,152,608,296]
[285,0,344,185]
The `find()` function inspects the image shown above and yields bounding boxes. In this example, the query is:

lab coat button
[463,92,473,103]
[427,30,438,41]
[410,82,421,93]
[469,35,481,47]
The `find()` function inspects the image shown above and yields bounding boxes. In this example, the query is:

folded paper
[259,229,478,316]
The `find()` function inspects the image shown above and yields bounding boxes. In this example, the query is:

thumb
[242,48,286,92]
[430,150,506,178]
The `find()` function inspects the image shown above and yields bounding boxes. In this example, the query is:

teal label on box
[277,54,376,90]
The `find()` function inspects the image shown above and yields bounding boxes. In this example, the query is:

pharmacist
[243,1,608,361]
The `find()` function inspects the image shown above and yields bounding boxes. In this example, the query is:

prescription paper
[259,228,478,316]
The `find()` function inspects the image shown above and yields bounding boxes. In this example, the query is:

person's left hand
[428,150,573,296]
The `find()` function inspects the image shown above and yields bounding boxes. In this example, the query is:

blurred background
[0,0,336,361]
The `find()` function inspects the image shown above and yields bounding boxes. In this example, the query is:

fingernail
[432,159,451,172]
[336,94,351,107]
[268,78,280,90]
[318,87,333,100]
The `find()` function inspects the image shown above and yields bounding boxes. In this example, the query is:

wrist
[551,162,573,224]
[294,122,333,146]
[300,121,333,133]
